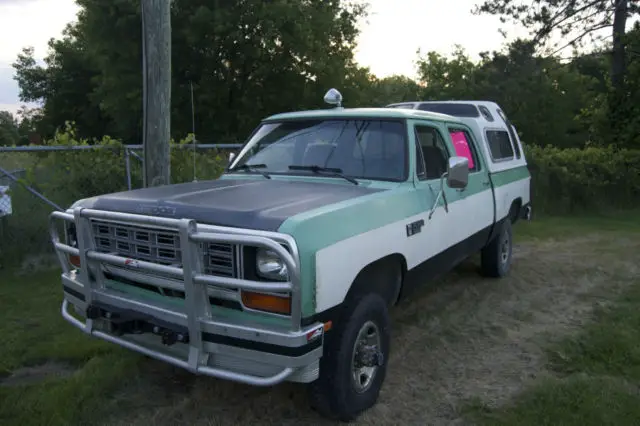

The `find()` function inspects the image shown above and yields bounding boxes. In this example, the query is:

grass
[0,210,639,425]
[514,208,640,241]
[465,375,640,426]
[464,270,640,425]
[0,269,142,426]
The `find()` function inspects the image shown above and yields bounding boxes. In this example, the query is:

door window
[414,125,450,180]
[448,128,481,172]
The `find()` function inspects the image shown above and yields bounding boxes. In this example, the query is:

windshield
[229,119,408,181]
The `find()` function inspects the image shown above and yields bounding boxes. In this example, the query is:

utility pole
[141,0,171,187]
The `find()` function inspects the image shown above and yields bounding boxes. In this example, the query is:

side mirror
[428,156,470,220]
[446,156,469,189]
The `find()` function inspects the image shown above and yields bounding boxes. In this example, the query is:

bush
[525,144,640,215]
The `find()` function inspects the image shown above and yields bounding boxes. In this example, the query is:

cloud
[0,66,19,105]
[354,0,530,78]
[0,63,39,115]
[0,0,76,114]
[0,0,79,63]
[0,0,39,4]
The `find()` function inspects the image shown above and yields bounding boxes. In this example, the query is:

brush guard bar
[50,207,320,387]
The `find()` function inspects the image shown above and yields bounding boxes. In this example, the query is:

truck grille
[91,221,238,277]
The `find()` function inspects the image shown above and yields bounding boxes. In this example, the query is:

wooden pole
[141,0,171,187]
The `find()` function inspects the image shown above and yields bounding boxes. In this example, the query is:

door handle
[482,180,491,187]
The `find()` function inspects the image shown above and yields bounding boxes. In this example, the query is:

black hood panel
[79,178,383,231]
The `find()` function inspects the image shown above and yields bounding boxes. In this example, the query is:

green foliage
[0,111,20,146]
[417,45,479,100]
[472,0,639,149]
[364,75,422,106]
[10,0,640,152]
[13,0,369,143]
[526,143,640,214]
[0,125,229,265]
[415,40,603,149]
[612,22,640,149]
[473,0,639,88]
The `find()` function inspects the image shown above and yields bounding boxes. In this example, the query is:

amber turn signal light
[68,254,81,268]
[241,291,291,315]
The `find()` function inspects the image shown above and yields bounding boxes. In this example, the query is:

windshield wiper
[288,165,358,185]
[229,163,271,179]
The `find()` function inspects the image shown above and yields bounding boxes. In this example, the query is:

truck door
[444,124,494,253]
[411,121,467,268]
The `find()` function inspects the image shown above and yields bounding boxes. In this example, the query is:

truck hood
[73,178,384,231]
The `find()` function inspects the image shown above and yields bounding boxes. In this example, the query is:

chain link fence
[0,144,239,267]
[0,179,15,216]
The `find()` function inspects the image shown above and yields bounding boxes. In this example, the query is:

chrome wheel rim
[351,320,383,394]
[500,231,511,264]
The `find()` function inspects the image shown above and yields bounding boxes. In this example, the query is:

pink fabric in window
[450,131,474,169]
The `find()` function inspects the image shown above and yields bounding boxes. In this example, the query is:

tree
[613,21,640,148]
[15,106,44,145]
[13,40,111,140]
[0,111,20,146]
[473,0,639,91]
[12,0,370,144]
[357,74,422,106]
[414,40,602,148]
[416,45,479,100]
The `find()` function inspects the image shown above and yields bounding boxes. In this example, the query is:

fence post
[125,148,132,190]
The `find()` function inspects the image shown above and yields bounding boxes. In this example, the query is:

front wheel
[308,293,390,422]
[481,218,513,277]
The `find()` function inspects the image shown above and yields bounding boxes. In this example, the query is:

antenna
[190,81,197,182]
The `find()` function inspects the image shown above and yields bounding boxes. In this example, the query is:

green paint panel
[490,165,531,187]
[104,280,291,328]
[278,185,426,316]
[459,170,489,197]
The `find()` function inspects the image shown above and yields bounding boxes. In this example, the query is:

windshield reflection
[229,119,407,182]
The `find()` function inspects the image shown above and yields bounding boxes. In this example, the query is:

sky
[0,0,532,115]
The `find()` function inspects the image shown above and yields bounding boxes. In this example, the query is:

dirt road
[104,233,639,426]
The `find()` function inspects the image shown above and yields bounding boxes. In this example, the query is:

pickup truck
[50,89,531,422]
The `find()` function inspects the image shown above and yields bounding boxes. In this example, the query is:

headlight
[256,247,288,281]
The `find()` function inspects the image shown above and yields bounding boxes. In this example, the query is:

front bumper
[51,207,324,386]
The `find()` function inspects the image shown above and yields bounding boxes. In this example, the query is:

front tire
[481,218,513,277]
[308,293,390,422]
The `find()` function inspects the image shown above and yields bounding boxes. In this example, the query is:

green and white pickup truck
[50,89,531,422]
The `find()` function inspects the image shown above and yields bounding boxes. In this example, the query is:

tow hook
[161,330,177,346]
[153,326,189,346]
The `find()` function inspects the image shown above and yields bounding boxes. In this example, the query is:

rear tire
[481,218,513,278]
[308,293,390,422]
